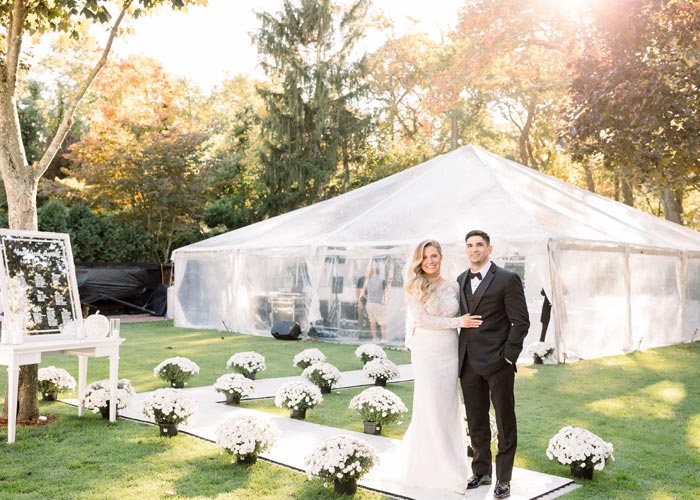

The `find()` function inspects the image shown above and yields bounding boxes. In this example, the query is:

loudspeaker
[271,320,302,340]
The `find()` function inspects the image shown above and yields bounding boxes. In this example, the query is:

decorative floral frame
[0,230,83,343]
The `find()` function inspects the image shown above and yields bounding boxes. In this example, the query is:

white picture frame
[0,229,83,343]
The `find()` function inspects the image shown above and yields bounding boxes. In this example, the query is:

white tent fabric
[171,145,700,361]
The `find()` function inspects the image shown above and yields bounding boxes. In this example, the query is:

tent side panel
[685,256,700,341]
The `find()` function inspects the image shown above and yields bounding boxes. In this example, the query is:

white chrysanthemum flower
[213,373,255,398]
[142,388,198,425]
[525,341,555,359]
[82,379,135,413]
[354,344,387,364]
[546,426,615,471]
[363,358,400,382]
[293,348,326,369]
[38,366,76,393]
[302,362,341,389]
[274,381,323,411]
[227,351,266,376]
[304,435,379,482]
[153,356,200,384]
[216,415,279,460]
[348,387,407,426]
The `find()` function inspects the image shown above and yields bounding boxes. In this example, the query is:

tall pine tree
[253,0,370,216]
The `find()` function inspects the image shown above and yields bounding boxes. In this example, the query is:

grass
[1,321,699,499]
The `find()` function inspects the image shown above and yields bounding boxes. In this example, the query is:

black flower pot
[533,355,543,365]
[290,408,306,420]
[363,421,382,435]
[334,478,357,495]
[570,463,593,480]
[171,380,185,388]
[237,454,257,465]
[159,423,179,437]
[42,391,58,401]
[320,385,332,394]
[225,393,241,405]
[374,378,387,387]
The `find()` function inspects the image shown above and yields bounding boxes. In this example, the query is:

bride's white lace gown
[390,280,469,492]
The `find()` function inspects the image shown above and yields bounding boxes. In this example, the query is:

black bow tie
[468,271,482,281]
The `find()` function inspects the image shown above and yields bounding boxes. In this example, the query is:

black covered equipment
[271,321,302,340]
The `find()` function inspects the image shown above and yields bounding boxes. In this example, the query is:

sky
[110,0,466,92]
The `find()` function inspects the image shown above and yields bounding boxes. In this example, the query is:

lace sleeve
[406,290,461,330]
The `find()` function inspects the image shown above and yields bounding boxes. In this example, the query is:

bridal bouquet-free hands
[546,426,614,471]
[142,388,198,425]
[354,344,387,365]
[304,435,379,483]
[293,348,326,369]
[227,351,266,377]
[349,387,407,426]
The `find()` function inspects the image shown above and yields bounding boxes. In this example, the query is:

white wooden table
[0,337,124,444]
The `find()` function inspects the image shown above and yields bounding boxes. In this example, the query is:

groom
[457,230,530,499]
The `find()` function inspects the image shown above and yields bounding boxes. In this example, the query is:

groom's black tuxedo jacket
[457,263,530,376]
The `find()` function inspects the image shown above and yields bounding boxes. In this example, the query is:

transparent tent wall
[686,255,700,341]
[173,239,549,349]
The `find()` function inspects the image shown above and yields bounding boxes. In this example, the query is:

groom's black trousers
[460,361,517,482]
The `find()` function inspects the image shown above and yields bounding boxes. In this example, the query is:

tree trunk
[620,175,634,207]
[450,112,458,151]
[660,187,683,224]
[582,162,596,193]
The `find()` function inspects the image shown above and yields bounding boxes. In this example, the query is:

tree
[65,55,208,263]
[253,0,371,216]
[0,0,204,422]
[564,0,700,222]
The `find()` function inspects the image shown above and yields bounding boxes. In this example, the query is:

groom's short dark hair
[465,230,490,244]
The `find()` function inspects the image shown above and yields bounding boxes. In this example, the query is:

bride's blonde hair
[404,239,442,304]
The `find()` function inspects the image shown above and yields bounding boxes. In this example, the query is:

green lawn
[1,321,699,499]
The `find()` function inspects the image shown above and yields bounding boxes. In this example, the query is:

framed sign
[0,229,82,342]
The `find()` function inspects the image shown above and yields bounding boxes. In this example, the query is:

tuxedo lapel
[458,274,470,313]
[470,264,497,313]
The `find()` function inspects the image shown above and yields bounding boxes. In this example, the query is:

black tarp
[76,265,169,316]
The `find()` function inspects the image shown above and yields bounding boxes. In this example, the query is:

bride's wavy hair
[404,239,442,304]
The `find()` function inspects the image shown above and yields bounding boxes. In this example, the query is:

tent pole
[547,238,566,363]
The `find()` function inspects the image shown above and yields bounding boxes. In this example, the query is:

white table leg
[77,355,88,417]
[108,351,119,422]
[6,361,20,444]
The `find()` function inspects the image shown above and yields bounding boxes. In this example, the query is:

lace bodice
[406,280,461,330]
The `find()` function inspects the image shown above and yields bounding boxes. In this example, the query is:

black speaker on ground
[271,320,302,340]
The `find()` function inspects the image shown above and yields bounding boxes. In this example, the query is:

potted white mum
[37,366,76,401]
[153,356,200,388]
[547,426,615,479]
[363,357,400,386]
[525,341,555,364]
[82,379,135,419]
[216,415,279,465]
[227,351,266,379]
[293,348,326,369]
[142,388,198,437]
[274,380,323,420]
[349,387,407,435]
[214,373,255,405]
[304,434,379,495]
[354,344,387,365]
[302,362,341,393]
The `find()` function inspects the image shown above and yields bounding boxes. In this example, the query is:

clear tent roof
[174,145,700,256]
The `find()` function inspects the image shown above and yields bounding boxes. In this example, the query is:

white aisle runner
[64,366,577,500]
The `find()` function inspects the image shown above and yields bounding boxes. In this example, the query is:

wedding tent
[170,145,700,361]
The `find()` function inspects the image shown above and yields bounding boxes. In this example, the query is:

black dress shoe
[466,473,492,489]
[493,481,510,498]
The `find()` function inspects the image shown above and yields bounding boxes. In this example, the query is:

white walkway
[64,366,577,500]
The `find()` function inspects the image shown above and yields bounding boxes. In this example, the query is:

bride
[396,239,482,492]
